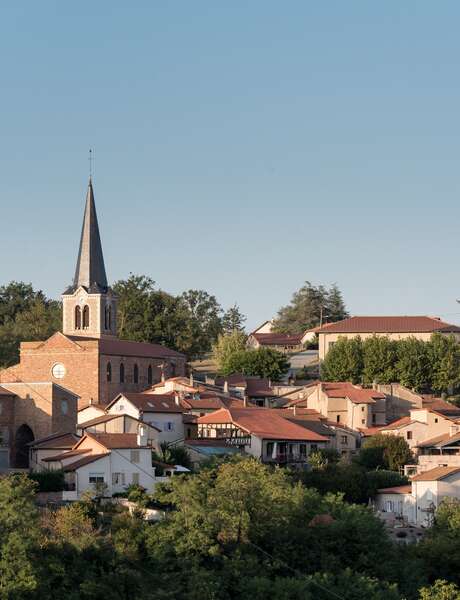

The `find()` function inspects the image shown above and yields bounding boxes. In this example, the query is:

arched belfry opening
[14,424,34,468]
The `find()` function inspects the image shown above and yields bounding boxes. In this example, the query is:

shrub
[29,470,65,492]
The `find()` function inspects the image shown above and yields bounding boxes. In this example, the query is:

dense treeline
[2,457,460,599]
[0,277,247,365]
[321,333,460,393]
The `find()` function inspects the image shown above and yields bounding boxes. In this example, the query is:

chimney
[224,381,229,394]
[293,404,297,416]
[89,397,94,406]
[268,378,271,389]
[189,371,194,387]
[243,393,248,407]
[174,392,181,406]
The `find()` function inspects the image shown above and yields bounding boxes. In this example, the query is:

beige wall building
[303,382,387,430]
[316,316,460,360]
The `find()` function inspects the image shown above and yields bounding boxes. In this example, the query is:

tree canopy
[321,333,460,393]
[273,281,349,334]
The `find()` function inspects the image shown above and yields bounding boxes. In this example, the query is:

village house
[106,392,185,444]
[247,320,316,354]
[29,431,81,472]
[413,426,460,473]
[0,179,185,410]
[279,406,361,459]
[316,316,460,360]
[196,406,329,465]
[213,374,276,407]
[77,413,161,451]
[301,382,387,430]
[375,466,460,527]
[377,407,457,453]
[40,430,156,500]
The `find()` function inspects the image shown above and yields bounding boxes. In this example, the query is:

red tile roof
[109,393,183,413]
[380,416,418,430]
[29,432,81,449]
[377,485,412,494]
[63,453,109,471]
[417,431,460,448]
[316,316,460,334]
[252,332,304,345]
[321,382,385,404]
[87,433,145,449]
[43,449,89,462]
[197,407,328,442]
[411,466,460,482]
[214,375,275,398]
[69,336,185,359]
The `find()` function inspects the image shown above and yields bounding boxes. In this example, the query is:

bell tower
[62,178,117,339]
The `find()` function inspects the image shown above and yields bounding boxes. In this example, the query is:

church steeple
[62,178,117,339]
[72,178,108,293]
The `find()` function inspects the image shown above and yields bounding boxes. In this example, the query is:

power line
[248,541,346,600]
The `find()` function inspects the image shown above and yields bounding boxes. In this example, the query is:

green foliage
[308,447,341,470]
[213,330,248,372]
[113,275,224,359]
[0,281,61,367]
[273,281,349,334]
[361,434,413,471]
[154,441,193,471]
[29,470,65,492]
[218,346,289,379]
[0,474,39,597]
[363,335,398,384]
[222,303,246,333]
[321,333,460,394]
[419,580,460,600]
[321,336,364,383]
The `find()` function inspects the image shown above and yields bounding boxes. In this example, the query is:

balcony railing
[265,453,307,463]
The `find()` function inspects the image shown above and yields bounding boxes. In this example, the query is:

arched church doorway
[15,424,34,468]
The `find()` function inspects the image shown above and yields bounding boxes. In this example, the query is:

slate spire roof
[66,178,108,293]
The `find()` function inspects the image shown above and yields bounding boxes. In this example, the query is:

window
[266,442,274,457]
[120,363,125,383]
[75,306,81,329]
[186,428,192,438]
[434,418,438,423]
[106,362,112,383]
[372,413,376,424]
[117,404,124,412]
[407,431,413,440]
[112,472,125,485]
[105,305,112,330]
[52,363,66,379]
[82,305,90,328]
[130,450,140,463]
[309,444,317,453]
[89,473,104,484]
[132,472,140,485]
[341,435,348,444]
[299,444,307,457]
[361,419,365,425]
[147,365,153,385]
[336,415,341,423]
[361,407,365,412]
[133,364,139,384]
[61,400,68,415]
[0,402,3,416]
[165,422,175,431]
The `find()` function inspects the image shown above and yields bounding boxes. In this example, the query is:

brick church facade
[0,178,185,466]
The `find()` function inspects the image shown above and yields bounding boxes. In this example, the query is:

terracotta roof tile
[69,336,185,359]
[88,433,145,449]
[380,416,415,430]
[252,333,304,345]
[377,485,412,494]
[63,453,109,471]
[411,466,460,482]
[197,407,328,442]
[316,316,460,334]
[109,393,183,413]
[321,382,385,404]
[29,432,81,449]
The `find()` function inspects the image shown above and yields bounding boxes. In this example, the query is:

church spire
[72,178,108,293]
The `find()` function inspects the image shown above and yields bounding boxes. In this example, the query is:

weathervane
[89,148,93,179]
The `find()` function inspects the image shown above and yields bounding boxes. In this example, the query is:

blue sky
[2,1,460,330]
